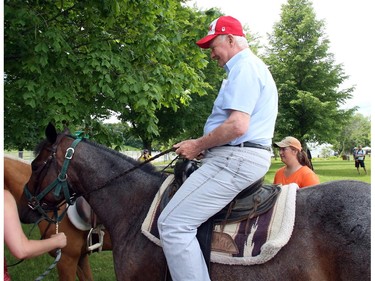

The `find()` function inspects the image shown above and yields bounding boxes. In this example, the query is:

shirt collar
[224,48,251,73]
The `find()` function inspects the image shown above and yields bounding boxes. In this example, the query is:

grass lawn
[264,157,371,184]
[5,157,370,280]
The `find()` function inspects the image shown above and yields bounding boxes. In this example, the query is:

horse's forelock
[34,139,49,157]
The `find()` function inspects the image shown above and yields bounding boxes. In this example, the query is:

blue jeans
[158,146,271,281]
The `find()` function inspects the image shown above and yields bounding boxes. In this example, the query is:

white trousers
[157,146,271,281]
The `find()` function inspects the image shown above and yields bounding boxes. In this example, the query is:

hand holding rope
[34,222,62,281]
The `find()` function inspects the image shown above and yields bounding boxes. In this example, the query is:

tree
[265,0,356,148]
[154,9,224,146]
[331,113,371,155]
[155,8,263,147]
[5,1,123,149]
[4,0,209,150]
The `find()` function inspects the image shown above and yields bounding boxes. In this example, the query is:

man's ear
[228,34,234,45]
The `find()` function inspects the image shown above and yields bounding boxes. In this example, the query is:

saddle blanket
[141,175,298,265]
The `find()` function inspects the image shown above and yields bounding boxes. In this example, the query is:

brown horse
[4,155,112,281]
[21,123,371,281]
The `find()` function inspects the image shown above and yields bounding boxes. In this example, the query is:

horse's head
[21,123,79,224]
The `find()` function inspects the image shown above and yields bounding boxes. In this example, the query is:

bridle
[24,135,82,223]
[24,133,176,223]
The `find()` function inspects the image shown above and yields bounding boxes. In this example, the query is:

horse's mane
[34,134,161,176]
[84,138,160,176]
[4,154,31,164]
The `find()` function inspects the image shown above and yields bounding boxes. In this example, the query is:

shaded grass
[5,157,371,280]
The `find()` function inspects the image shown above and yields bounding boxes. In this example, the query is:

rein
[27,135,176,216]
[83,146,176,196]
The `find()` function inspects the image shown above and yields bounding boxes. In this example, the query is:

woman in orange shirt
[273,136,319,188]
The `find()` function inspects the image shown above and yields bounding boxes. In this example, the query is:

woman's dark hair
[296,150,313,170]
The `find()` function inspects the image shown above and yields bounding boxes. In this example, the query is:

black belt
[224,142,272,152]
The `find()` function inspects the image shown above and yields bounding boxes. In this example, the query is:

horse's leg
[76,253,94,281]
[55,254,81,281]
[59,221,93,281]
[102,229,112,250]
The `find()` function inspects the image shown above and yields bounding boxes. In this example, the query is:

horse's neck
[84,170,166,233]
[68,143,166,227]
[4,158,31,202]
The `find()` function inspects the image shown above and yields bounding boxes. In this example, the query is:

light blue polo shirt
[203,48,278,146]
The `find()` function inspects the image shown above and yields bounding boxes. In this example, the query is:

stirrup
[87,226,105,252]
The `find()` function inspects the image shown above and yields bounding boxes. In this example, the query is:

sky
[187,0,374,118]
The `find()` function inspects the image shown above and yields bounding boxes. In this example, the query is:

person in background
[138,149,151,162]
[4,189,67,280]
[158,15,278,281]
[273,136,319,188]
[352,146,357,162]
[355,145,367,175]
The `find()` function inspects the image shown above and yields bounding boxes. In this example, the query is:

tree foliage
[155,8,262,148]
[6,0,366,153]
[331,113,371,155]
[265,0,356,148]
[4,0,210,150]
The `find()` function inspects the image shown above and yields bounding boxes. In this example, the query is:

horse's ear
[45,122,57,144]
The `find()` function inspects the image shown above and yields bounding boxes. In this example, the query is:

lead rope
[34,221,62,281]
[34,249,61,281]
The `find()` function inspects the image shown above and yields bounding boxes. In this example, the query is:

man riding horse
[157,15,278,280]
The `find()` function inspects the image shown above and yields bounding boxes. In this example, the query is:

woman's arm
[4,190,67,259]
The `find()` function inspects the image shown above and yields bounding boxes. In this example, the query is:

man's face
[209,35,232,67]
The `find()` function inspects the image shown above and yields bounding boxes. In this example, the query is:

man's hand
[173,139,204,160]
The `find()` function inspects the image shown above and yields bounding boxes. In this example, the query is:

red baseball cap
[196,16,245,49]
